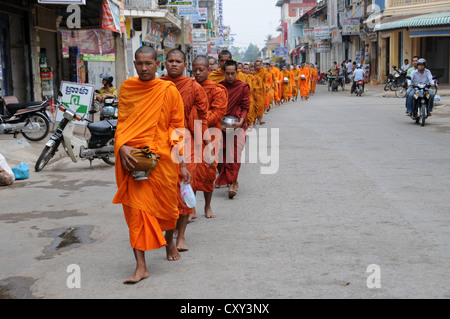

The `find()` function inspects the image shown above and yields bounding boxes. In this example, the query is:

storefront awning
[374,11,450,31]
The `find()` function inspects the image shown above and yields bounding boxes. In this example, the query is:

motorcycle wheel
[420,104,426,127]
[390,83,398,91]
[101,138,115,166]
[35,140,61,171]
[384,83,391,91]
[395,85,407,98]
[22,113,50,142]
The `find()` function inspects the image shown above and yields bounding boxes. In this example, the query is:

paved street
[1,84,450,299]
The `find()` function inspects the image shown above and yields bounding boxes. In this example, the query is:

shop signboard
[275,46,288,57]
[169,0,197,6]
[342,18,360,36]
[55,81,95,126]
[38,0,86,4]
[314,26,330,39]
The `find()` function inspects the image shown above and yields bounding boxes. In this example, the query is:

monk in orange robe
[264,63,276,112]
[161,49,209,253]
[192,56,228,219]
[289,66,297,101]
[281,65,292,102]
[216,60,250,198]
[208,50,232,83]
[269,61,280,106]
[113,46,188,284]
[311,64,318,94]
[292,64,301,101]
[253,60,268,125]
[247,65,258,128]
[299,62,310,100]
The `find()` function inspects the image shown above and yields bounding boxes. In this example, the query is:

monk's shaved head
[192,55,209,68]
[135,45,157,60]
[166,49,186,62]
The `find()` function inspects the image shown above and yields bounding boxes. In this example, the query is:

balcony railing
[123,0,158,10]
[389,0,448,7]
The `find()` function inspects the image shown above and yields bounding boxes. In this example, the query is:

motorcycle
[355,80,364,96]
[0,88,50,141]
[35,98,116,171]
[317,72,328,85]
[409,78,432,127]
[94,90,118,121]
[390,66,407,91]
[331,74,345,92]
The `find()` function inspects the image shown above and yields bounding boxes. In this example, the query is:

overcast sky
[222,0,281,50]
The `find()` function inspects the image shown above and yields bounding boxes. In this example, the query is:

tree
[243,43,260,62]
[265,34,274,44]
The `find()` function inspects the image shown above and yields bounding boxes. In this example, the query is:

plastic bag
[0,153,15,186]
[180,182,196,208]
[12,162,29,180]
[434,95,440,101]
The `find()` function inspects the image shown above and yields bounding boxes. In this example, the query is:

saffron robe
[113,77,185,251]
[194,80,228,193]
[208,68,226,84]
[252,69,267,118]
[299,67,310,97]
[216,80,250,186]
[161,75,209,216]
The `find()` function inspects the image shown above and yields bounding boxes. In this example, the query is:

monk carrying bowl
[130,146,160,180]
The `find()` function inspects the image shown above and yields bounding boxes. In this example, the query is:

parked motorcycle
[390,66,407,91]
[355,80,364,96]
[330,74,345,92]
[94,89,118,121]
[35,98,116,171]
[317,72,328,85]
[0,88,50,141]
[409,78,432,127]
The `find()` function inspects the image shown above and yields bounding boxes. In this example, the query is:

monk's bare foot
[205,206,216,218]
[166,241,181,261]
[176,236,189,252]
[123,268,149,284]
[189,208,198,221]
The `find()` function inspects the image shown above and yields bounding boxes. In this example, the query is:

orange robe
[282,70,292,99]
[290,70,297,98]
[194,80,228,193]
[161,75,209,216]
[265,71,275,108]
[270,67,281,102]
[253,68,267,118]
[312,68,317,92]
[113,77,185,251]
[299,67,310,97]
[293,68,301,97]
[208,68,225,84]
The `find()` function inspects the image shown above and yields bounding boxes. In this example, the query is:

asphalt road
[1,85,450,300]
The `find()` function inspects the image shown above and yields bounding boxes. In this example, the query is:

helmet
[100,72,114,85]
[357,63,362,68]
[417,58,426,66]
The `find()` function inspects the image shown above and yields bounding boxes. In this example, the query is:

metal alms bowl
[221,115,238,128]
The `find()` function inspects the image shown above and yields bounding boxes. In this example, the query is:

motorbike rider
[350,63,365,95]
[95,73,118,102]
[406,58,435,116]
[404,56,419,115]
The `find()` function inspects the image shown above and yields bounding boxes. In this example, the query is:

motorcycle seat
[88,119,117,136]
[6,101,44,115]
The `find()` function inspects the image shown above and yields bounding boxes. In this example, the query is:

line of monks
[113,46,319,284]
[208,53,319,130]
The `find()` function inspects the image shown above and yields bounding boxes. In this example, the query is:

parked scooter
[390,66,407,91]
[0,88,50,141]
[317,72,328,85]
[35,97,116,171]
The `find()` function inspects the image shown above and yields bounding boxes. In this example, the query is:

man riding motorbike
[406,58,435,116]
[94,73,118,120]
[350,63,365,95]
[404,56,419,115]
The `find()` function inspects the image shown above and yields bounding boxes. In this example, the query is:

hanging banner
[143,21,161,47]
[38,0,85,3]
[275,46,288,57]
[60,29,115,57]
[164,32,176,48]
[101,0,126,34]
[192,29,207,42]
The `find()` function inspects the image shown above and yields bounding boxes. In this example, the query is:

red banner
[101,0,125,34]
